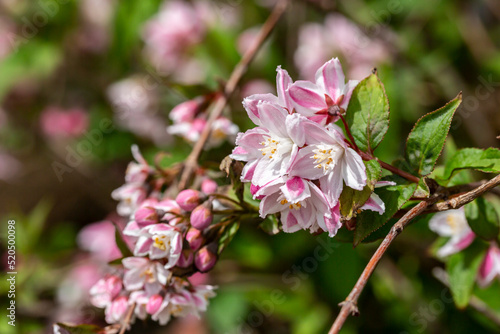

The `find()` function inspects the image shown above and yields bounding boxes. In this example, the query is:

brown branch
[178,0,290,189]
[118,303,136,334]
[429,174,500,212]
[328,197,439,334]
[376,158,420,184]
[329,173,500,333]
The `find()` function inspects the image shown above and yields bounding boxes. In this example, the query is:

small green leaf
[339,160,382,219]
[346,73,390,152]
[442,147,500,180]
[405,93,462,176]
[365,159,382,188]
[259,214,280,235]
[54,323,103,334]
[218,220,240,254]
[353,176,417,245]
[113,223,133,258]
[464,197,500,241]
[446,241,487,308]
[414,178,430,198]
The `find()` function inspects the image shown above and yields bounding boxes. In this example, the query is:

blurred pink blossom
[107,77,172,146]
[241,79,275,99]
[295,14,394,80]
[142,1,206,74]
[40,107,89,138]
[77,220,122,262]
[478,244,500,288]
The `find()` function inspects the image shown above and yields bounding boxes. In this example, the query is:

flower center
[280,198,302,210]
[312,144,343,173]
[154,235,169,251]
[260,137,279,160]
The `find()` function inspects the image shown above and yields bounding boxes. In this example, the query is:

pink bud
[107,276,123,299]
[201,178,218,194]
[146,294,163,315]
[134,206,158,225]
[186,228,203,250]
[190,203,213,230]
[176,189,202,211]
[170,99,200,124]
[177,249,194,268]
[194,246,217,272]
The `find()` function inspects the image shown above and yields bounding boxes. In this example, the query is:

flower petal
[288,81,327,116]
[315,58,345,100]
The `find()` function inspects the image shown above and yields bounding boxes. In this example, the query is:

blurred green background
[0,0,499,333]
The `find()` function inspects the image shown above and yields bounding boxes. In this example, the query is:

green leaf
[353,176,417,246]
[446,241,487,308]
[259,214,280,235]
[113,223,133,258]
[414,178,430,198]
[441,147,500,180]
[54,323,103,334]
[346,73,390,152]
[405,93,462,176]
[218,220,240,254]
[464,197,500,241]
[339,160,382,219]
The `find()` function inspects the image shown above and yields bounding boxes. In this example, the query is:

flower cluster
[429,208,500,288]
[90,147,219,326]
[231,58,384,236]
[167,95,239,148]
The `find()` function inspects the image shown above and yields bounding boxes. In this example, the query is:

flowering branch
[328,173,500,333]
[178,0,290,189]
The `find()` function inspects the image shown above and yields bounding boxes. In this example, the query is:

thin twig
[339,114,360,152]
[329,173,500,333]
[178,0,289,189]
[328,198,438,334]
[118,303,136,334]
[376,158,420,184]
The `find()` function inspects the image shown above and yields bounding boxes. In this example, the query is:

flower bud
[176,189,202,211]
[146,294,163,315]
[134,206,158,225]
[170,99,199,123]
[201,178,218,194]
[177,249,194,268]
[186,228,203,250]
[194,245,217,272]
[106,276,123,299]
[106,296,129,324]
[190,202,213,230]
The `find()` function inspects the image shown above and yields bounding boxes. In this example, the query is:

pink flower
[89,276,123,308]
[256,176,333,234]
[122,257,169,294]
[242,66,294,125]
[478,244,500,288]
[428,208,475,258]
[134,224,183,267]
[288,58,358,125]
[40,107,89,138]
[152,278,216,325]
[111,145,152,217]
[230,103,301,186]
[288,117,366,205]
